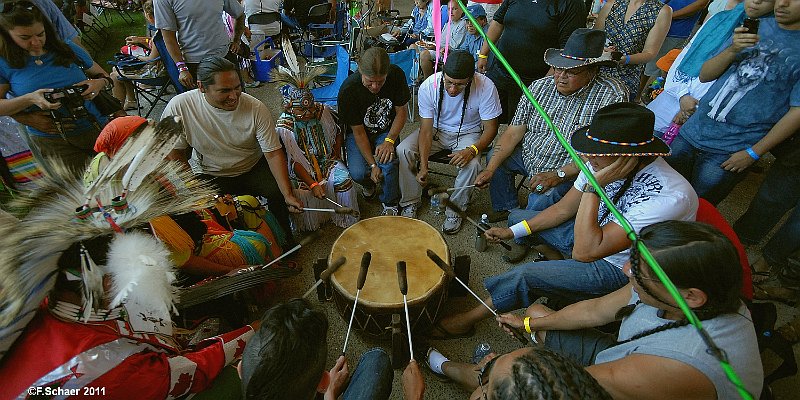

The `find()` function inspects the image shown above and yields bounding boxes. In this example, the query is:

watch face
[557,169,566,178]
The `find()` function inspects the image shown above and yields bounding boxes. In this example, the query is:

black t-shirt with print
[337,64,411,139]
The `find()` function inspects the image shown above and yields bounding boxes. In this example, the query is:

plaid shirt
[512,74,628,176]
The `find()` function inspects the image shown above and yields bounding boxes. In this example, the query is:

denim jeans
[485,257,629,312]
[345,131,400,206]
[342,348,393,400]
[666,134,746,205]
[734,159,800,269]
[507,185,575,253]
[489,145,528,212]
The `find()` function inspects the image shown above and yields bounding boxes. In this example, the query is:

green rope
[458,4,752,399]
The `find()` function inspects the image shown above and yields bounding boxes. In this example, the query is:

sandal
[753,284,798,306]
[424,347,450,381]
[751,256,773,284]
[425,320,475,340]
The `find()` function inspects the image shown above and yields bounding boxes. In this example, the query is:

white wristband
[509,221,529,239]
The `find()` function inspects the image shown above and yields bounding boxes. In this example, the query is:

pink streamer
[432,0,442,80]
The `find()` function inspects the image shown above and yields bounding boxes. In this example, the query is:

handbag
[92,90,123,117]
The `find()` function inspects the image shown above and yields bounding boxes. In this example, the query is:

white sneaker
[381,204,399,216]
[442,215,463,234]
[401,203,419,218]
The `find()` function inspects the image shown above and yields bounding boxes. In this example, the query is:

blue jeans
[507,186,575,254]
[485,257,629,312]
[734,159,800,269]
[345,131,400,206]
[342,348,393,400]
[666,134,746,205]
[489,145,528,212]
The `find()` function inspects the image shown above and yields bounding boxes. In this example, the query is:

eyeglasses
[444,78,471,89]
[553,67,589,78]
[1,1,35,14]
[477,356,497,400]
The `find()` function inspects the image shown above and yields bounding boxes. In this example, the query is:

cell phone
[742,17,759,34]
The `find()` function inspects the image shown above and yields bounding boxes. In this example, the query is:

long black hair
[616,220,744,345]
[0,2,77,69]
[596,156,656,224]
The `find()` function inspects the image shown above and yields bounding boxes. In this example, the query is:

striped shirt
[512,74,628,176]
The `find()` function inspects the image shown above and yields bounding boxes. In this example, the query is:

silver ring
[535,184,544,192]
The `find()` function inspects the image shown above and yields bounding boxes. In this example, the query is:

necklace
[33,55,43,66]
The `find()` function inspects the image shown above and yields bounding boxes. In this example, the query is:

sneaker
[442,215,462,234]
[381,204,399,216]
[401,202,419,218]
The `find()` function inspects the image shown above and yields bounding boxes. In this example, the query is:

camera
[43,84,89,120]
[742,17,759,34]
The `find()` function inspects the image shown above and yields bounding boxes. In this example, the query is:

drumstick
[440,198,512,251]
[342,252,372,356]
[426,250,529,345]
[302,207,357,215]
[233,233,318,275]
[303,256,347,299]
[324,196,344,208]
[396,261,414,361]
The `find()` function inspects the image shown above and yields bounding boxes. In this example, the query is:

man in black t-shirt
[338,47,411,215]
[476,0,586,123]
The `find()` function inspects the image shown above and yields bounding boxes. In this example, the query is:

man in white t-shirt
[397,50,501,233]
[164,56,302,242]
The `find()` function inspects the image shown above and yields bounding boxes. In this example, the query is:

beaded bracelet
[309,182,320,189]
[469,144,479,156]
[384,137,396,145]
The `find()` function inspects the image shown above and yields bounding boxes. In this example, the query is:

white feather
[121,116,183,193]
[105,232,178,322]
[283,35,300,75]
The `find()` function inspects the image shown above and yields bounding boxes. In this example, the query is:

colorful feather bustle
[0,118,217,360]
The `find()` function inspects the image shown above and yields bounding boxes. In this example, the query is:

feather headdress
[0,117,216,360]
[271,35,326,106]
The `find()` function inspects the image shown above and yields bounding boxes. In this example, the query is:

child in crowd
[459,4,487,66]
[419,0,466,79]
[110,0,163,110]
[394,0,434,48]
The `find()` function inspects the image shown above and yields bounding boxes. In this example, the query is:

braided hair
[596,156,656,224]
[612,220,744,346]
[490,347,613,400]
[434,73,472,147]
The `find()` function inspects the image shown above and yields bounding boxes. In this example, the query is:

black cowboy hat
[570,102,671,157]
[544,28,616,69]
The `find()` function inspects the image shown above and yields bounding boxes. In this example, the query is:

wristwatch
[582,183,599,195]
[556,168,567,180]
[369,163,377,169]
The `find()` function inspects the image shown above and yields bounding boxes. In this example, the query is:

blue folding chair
[309,45,351,106]
[388,49,419,122]
[150,31,187,94]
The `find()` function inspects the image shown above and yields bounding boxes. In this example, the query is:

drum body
[329,216,450,339]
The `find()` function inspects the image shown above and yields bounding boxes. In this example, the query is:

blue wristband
[745,147,760,161]
[625,55,631,65]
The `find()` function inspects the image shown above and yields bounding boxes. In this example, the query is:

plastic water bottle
[475,214,490,252]
[662,122,681,145]
[430,194,442,215]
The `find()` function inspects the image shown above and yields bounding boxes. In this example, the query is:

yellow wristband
[477,53,488,59]
[524,317,532,334]
[521,220,532,235]
[384,137,396,145]
[469,144,479,156]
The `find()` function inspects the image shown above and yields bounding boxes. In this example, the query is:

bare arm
[671,0,709,19]
[477,21,504,73]
[0,84,59,116]
[417,118,435,172]
[586,354,716,400]
[166,148,191,170]
[528,284,633,331]
[161,29,196,88]
[474,123,525,187]
[722,106,800,172]
[594,0,615,30]
[264,149,298,199]
[699,27,758,82]
[629,6,672,65]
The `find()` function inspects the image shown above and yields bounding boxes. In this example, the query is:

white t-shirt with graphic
[573,157,699,267]
[418,72,501,133]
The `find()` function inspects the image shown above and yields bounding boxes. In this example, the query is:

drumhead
[329,216,449,307]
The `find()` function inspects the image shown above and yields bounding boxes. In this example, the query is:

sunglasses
[477,356,498,400]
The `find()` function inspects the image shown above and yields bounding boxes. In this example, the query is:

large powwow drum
[329,216,450,339]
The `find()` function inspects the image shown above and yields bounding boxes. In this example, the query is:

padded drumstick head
[357,252,371,290]
[396,261,408,295]
[426,249,455,278]
[441,197,466,217]
[334,207,354,214]
[320,256,346,281]
[299,232,319,247]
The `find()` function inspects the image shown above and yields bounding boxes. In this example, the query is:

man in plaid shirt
[475,29,627,232]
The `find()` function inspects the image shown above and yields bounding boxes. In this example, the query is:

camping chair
[108,56,172,118]
[387,48,418,122]
[309,44,351,106]
[150,31,187,94]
